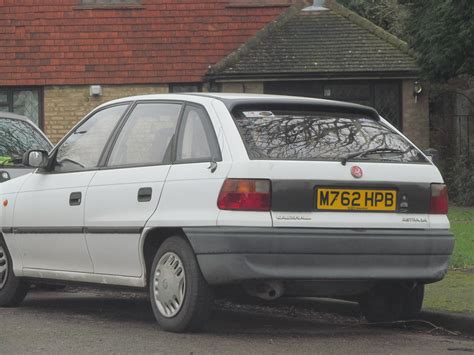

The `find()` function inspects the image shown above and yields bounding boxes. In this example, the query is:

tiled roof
[209,0,419,78]
[0,0,297,86]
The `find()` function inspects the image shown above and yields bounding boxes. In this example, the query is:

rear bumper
[183,227,454,285]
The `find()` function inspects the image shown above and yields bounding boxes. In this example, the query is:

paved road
[1,288,473,354]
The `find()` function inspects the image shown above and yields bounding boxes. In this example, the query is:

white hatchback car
[0,93,453,332]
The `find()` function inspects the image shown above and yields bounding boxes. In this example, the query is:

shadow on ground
[21,288,358,335]
[19,286,472,338]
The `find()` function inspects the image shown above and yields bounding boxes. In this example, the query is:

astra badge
[351,166,363,178]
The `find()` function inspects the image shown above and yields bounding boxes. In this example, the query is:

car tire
[359,283,404,323]
[0,238,29,307]
[149,236,213,333]
[399,284,424,320]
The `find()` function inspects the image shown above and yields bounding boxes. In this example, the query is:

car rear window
[231,106,427,163]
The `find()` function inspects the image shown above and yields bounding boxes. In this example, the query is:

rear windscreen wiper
[341,147,409,166]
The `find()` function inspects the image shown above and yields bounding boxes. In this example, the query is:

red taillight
[430,183,448,214]
[217,179,271,211]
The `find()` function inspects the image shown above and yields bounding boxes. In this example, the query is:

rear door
[84,101,182,277]
[229,105,438,230]
[152,103,230,227]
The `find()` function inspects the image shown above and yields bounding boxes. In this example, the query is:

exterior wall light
[413,81,423,103]
[90,85,103,97]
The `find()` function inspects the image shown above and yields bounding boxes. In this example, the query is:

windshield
[0,118,51,165]
[232,106,427,163]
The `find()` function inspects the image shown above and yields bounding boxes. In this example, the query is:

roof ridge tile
[208,1,307,75]
[325,0,415,57]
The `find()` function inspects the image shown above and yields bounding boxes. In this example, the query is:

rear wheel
[359,282,424,323]
[149,236,213,332]
[400,284,424,320]
[0,239,28,307]
[359,283,403,323]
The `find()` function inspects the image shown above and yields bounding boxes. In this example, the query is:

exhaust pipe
[244,281,285,301]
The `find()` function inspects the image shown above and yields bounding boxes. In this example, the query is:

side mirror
[22,150,49,168]
[423,148,439,164]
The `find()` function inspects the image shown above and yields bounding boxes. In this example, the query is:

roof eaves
[209,70,420,81]
[207,1,308,76]
[325,0,416,58]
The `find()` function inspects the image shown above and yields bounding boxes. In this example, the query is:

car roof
[189,93,379,118]
[96,93,380,119]
[0,111,32,121]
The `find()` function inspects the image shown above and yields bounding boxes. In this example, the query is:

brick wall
[44,84,168,143]
[0,2,288,86]
[401,79,430,149]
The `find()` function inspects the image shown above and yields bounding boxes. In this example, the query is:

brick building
[0,0,429,147]
[0,0,296,142]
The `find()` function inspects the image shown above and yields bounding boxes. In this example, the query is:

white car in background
[0,112,52,183]
[0,93,453,332]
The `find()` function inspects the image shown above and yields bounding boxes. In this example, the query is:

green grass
[448,206,474,268]
[423,208,474,314]
[424,270,474,314]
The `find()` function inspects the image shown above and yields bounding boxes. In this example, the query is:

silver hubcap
[153,252,186,318]
[0,246,8,290]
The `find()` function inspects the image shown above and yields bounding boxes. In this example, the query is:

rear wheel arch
[142,227,192,286]
[149,235,213,332]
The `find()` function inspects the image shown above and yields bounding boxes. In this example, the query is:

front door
[84,102,182,277]
[13,104,128,273]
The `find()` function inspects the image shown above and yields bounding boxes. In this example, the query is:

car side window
[108,102,182,167]
[176,105,220,163]
[54,104,128,173]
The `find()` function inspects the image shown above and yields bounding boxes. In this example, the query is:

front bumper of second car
[183,227,454,285]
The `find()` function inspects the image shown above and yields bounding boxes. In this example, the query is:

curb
[420,310,474,336]
[273,297,474,337]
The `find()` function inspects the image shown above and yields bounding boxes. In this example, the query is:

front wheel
[0,239,28,307]
[149,236,213,332]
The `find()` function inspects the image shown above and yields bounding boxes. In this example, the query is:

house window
[169,84,201,93]
[227,0,295,7]
[0,88,43,128]
[77,0,142,9]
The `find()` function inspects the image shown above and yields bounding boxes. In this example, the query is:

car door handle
[137,187,152,202]
[69,192,82,206]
